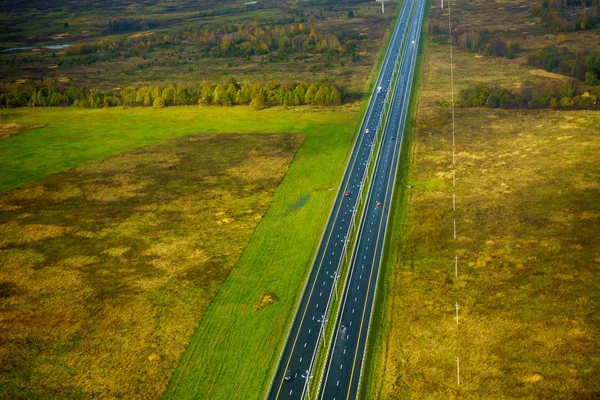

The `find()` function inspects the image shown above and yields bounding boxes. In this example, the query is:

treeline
[456,81,599,110]
[530,0,600,32]
[107,18,160,33]
[0,79,343,109]
[431,26,521,59]
[528,46,600,85]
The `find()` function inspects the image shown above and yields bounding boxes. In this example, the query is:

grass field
[0,106,357,193]
[363,0,600,399]
[0,105,362,399]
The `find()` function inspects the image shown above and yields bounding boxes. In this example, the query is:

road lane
[319,1,426,399]
[267,1,417,398]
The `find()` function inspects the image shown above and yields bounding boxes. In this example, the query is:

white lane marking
[352,309,355,314]
[340,364,343,370]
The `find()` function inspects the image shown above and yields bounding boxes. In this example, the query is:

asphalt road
[318,1,426,399]
[266,1,417,399]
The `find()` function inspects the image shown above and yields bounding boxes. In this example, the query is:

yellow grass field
[363,1,600,398]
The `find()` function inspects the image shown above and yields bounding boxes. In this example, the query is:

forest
[456,81,600,109]
[35,21,362,69]
[530,0,600,32]
[527,46,600,85]
[0,79,343,109]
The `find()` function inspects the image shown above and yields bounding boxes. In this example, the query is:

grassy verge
[162,111,361,399]
[366,0,600,398]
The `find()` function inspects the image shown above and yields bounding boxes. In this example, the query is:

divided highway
[266,1,417,399]
[319,0,426,399]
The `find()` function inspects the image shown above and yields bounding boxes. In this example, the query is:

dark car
[285,371,298,381]
[344,190,351,197]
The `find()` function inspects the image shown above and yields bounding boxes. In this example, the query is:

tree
[329,86,342,105]
[153,96,165,108]
[199,84,214,105]
[250,89,266,109]
[304,84,318,104]
[213,84,226,105]
[161,85,176,106]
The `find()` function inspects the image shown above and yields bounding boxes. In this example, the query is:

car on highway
[285,371,298,381]
[376,201,382,207]
[365,128,370,134]
[344,190,351,197]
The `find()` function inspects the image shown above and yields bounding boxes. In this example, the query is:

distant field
[364,0,600,399]
[0,0,397,95]
[0,105,361,399]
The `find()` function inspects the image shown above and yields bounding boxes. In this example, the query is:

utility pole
[376,0,388,14]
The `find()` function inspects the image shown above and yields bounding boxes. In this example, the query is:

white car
[412,40,415,45]
[366,128,370,134]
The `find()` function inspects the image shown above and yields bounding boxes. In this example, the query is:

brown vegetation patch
[0,123,45,141]
[253,292,279,311]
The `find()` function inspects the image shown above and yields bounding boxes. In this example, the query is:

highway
[266,1,417,399]
[318,0,426,399]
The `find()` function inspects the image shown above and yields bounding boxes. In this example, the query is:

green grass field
[0,105,362,399]
[0,106,357,193]
[364,0,600,398]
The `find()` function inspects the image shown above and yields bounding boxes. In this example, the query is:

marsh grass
[364,2,600,399]
[0,133,304,399]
